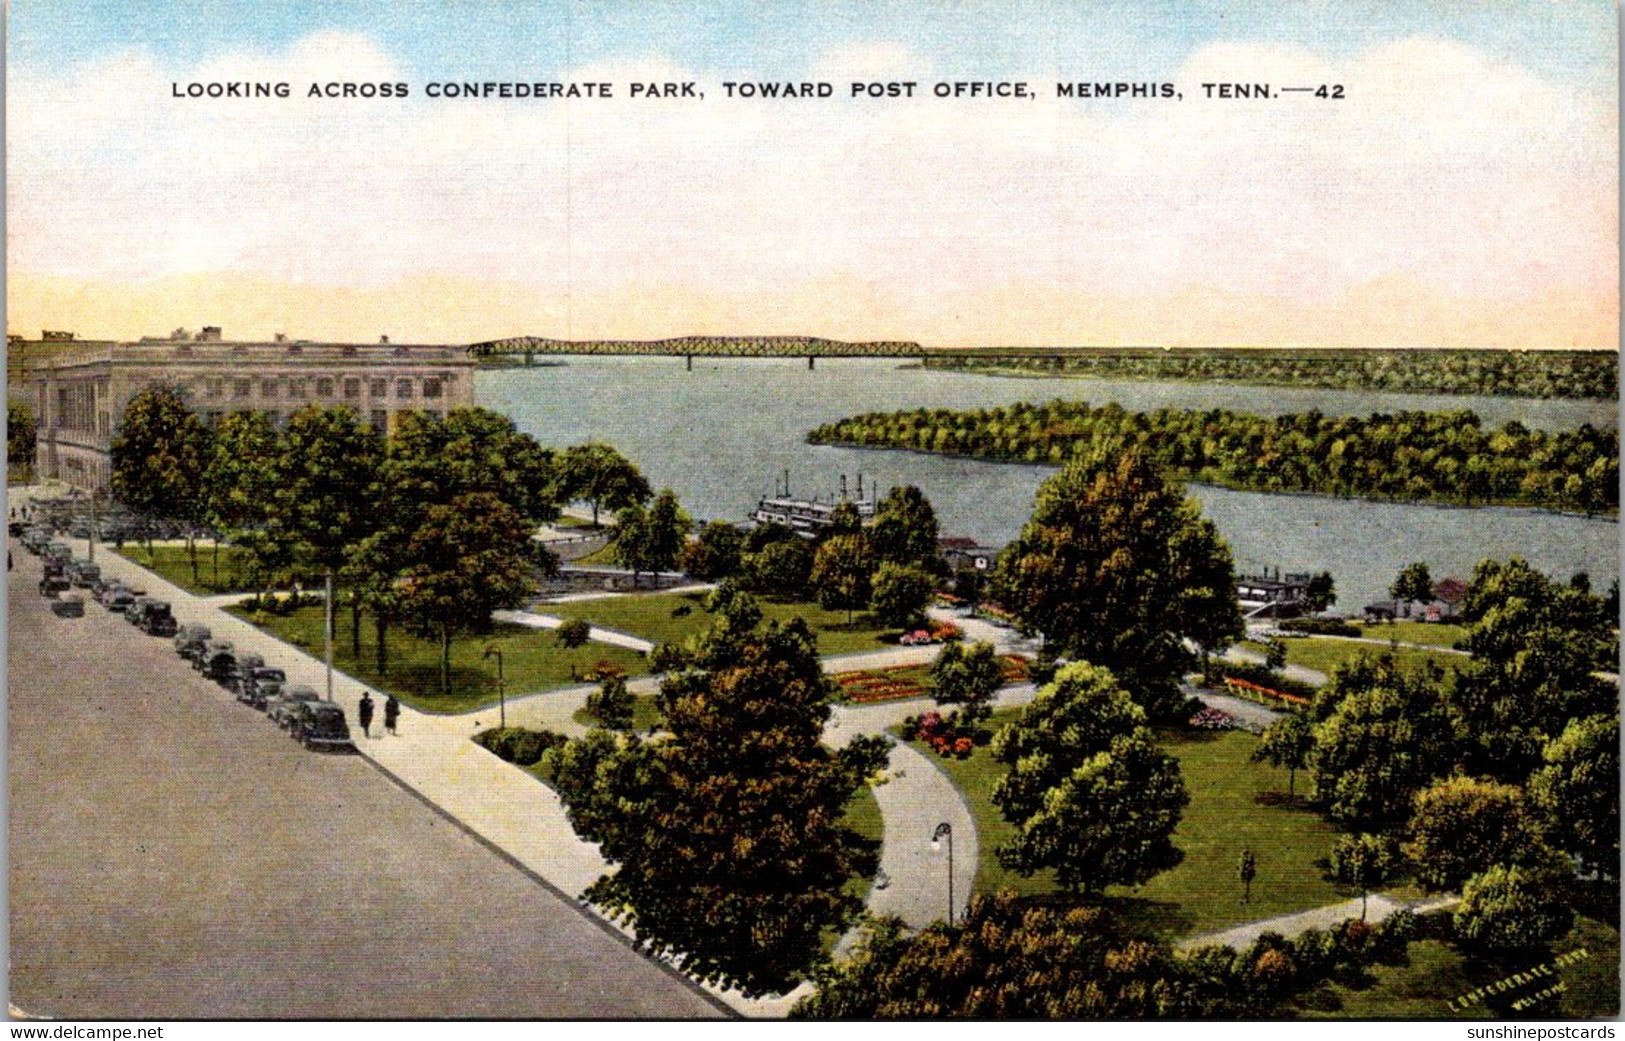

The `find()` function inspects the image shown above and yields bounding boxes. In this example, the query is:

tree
[811,533,873,624]
[611,489,689,587]
[1390,562,1434,606]
[1453,856,1575,955]
[953,565,984,608]
[992,444,1242,719]
[1239,849,1257,904]
[1263,636,1288,672]
[546,611,889,996]
[395,493,541,696]
[274,405,382,580]
[586,673,635,731]
[109,385,211,564]
[561,442,650,526]
[1404,776,1545,893]
[1327,833,1399,919]
[555,618,591,649]
[8,402,37,479]
[824,500,864,537]
[201,411,280,588]
[1251,714,1314,798]
[384,408,562,528]
[742,539,813,598]
[991,662,1188,893]
[1528,714,1619,878]
[1451,557,1617,781]
[683,520,745,580]
[868,561,935,629]
[930,640,1003,724]
[1304,571,1337,613]
[868,484,939,569]
[1310,656,1457,825]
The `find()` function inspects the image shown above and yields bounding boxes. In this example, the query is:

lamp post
[324,570,334,702]
[932,821,955,926]
[484,644,506,729]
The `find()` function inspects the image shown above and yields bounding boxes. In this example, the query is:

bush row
[474,726,568,766]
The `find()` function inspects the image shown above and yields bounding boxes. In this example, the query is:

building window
[316,377,335,397]
[422,377,442,399]
[261,379,278,399]
[396,379,414,399]
[343,377,361,400]
[206,379,223,398]
[370,409,388,434]
[289,379,307,399]
[369,379,387,397]
[233,378,252,398]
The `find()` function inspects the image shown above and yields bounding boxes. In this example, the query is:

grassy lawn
[1351,620,1468,649]
[228,603,650,714]
[110,543,258,595]
[905,711,1348,939]
[1299,914,1619,1019]
[1246,638,1463,678]
[544,590,900,657]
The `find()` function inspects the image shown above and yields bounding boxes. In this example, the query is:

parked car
[175,624,212,661]
[268,686,323,730]
[44,542,71,563]
[69,561,101,588]
[39,574,70,597]
[126,598,161,627]
[239,666,287,709]
[203,648,238,685]
[227,654,265,694]
[293,702,353,750]
[50,593,86,618]
[193,638,234,671]
[42,558,67,580]
[7,521,22,537]
[105,589,138,615]
[140,603,179,638]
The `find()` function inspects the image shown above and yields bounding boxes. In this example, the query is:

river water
[478,357,1618,610]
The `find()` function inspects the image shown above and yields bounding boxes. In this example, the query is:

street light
[932,821,955,926]
[484,644,506,729]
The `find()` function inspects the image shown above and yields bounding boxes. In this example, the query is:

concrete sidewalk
[494,608,657,652]
[1178,894,1460,951]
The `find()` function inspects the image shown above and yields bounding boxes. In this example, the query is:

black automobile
[39,573,70,597]
[50,593,86,618]
[176,624,213,662]
[126,598,161,627]
[227,654,265,694]
[268,686,322,730]
[141,603,179,638]
[192,638,234,671]
[203,648,238,685]
[105,588,138,615]
[239,666,287,709]
[293,702,353,751]
[69,561,101,588]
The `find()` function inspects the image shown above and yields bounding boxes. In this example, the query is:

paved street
[7,543,726,1019]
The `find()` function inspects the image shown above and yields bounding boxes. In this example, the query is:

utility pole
[932,822,955,926]
[324,569,334,702]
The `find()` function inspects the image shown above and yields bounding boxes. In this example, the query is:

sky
[6,1,1619,348]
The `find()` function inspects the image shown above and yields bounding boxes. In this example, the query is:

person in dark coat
[383,694,400,735]
[357,692,375,738]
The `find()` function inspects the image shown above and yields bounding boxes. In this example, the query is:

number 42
[1315,84,1345,99]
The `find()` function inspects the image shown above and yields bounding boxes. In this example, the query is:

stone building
[12,330,478,492]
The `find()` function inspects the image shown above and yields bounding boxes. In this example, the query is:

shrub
[584,660,626,682]
[1280,618,1362,637]
[474,727,567,766]
[1453,860,1575,954]
[555,618,592,649]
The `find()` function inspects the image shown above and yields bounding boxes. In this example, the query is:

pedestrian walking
[383,694,400,735]
[358,692,375,738]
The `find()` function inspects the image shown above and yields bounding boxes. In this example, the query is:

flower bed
[832,654,1030,705]
[1222,675,1311,709]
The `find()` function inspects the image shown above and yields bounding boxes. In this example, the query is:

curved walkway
[1220,646,1329,687]
[1178,893,1461,952]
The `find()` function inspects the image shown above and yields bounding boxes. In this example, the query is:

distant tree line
[809,401,1618,514]
[923,348,1617,400]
